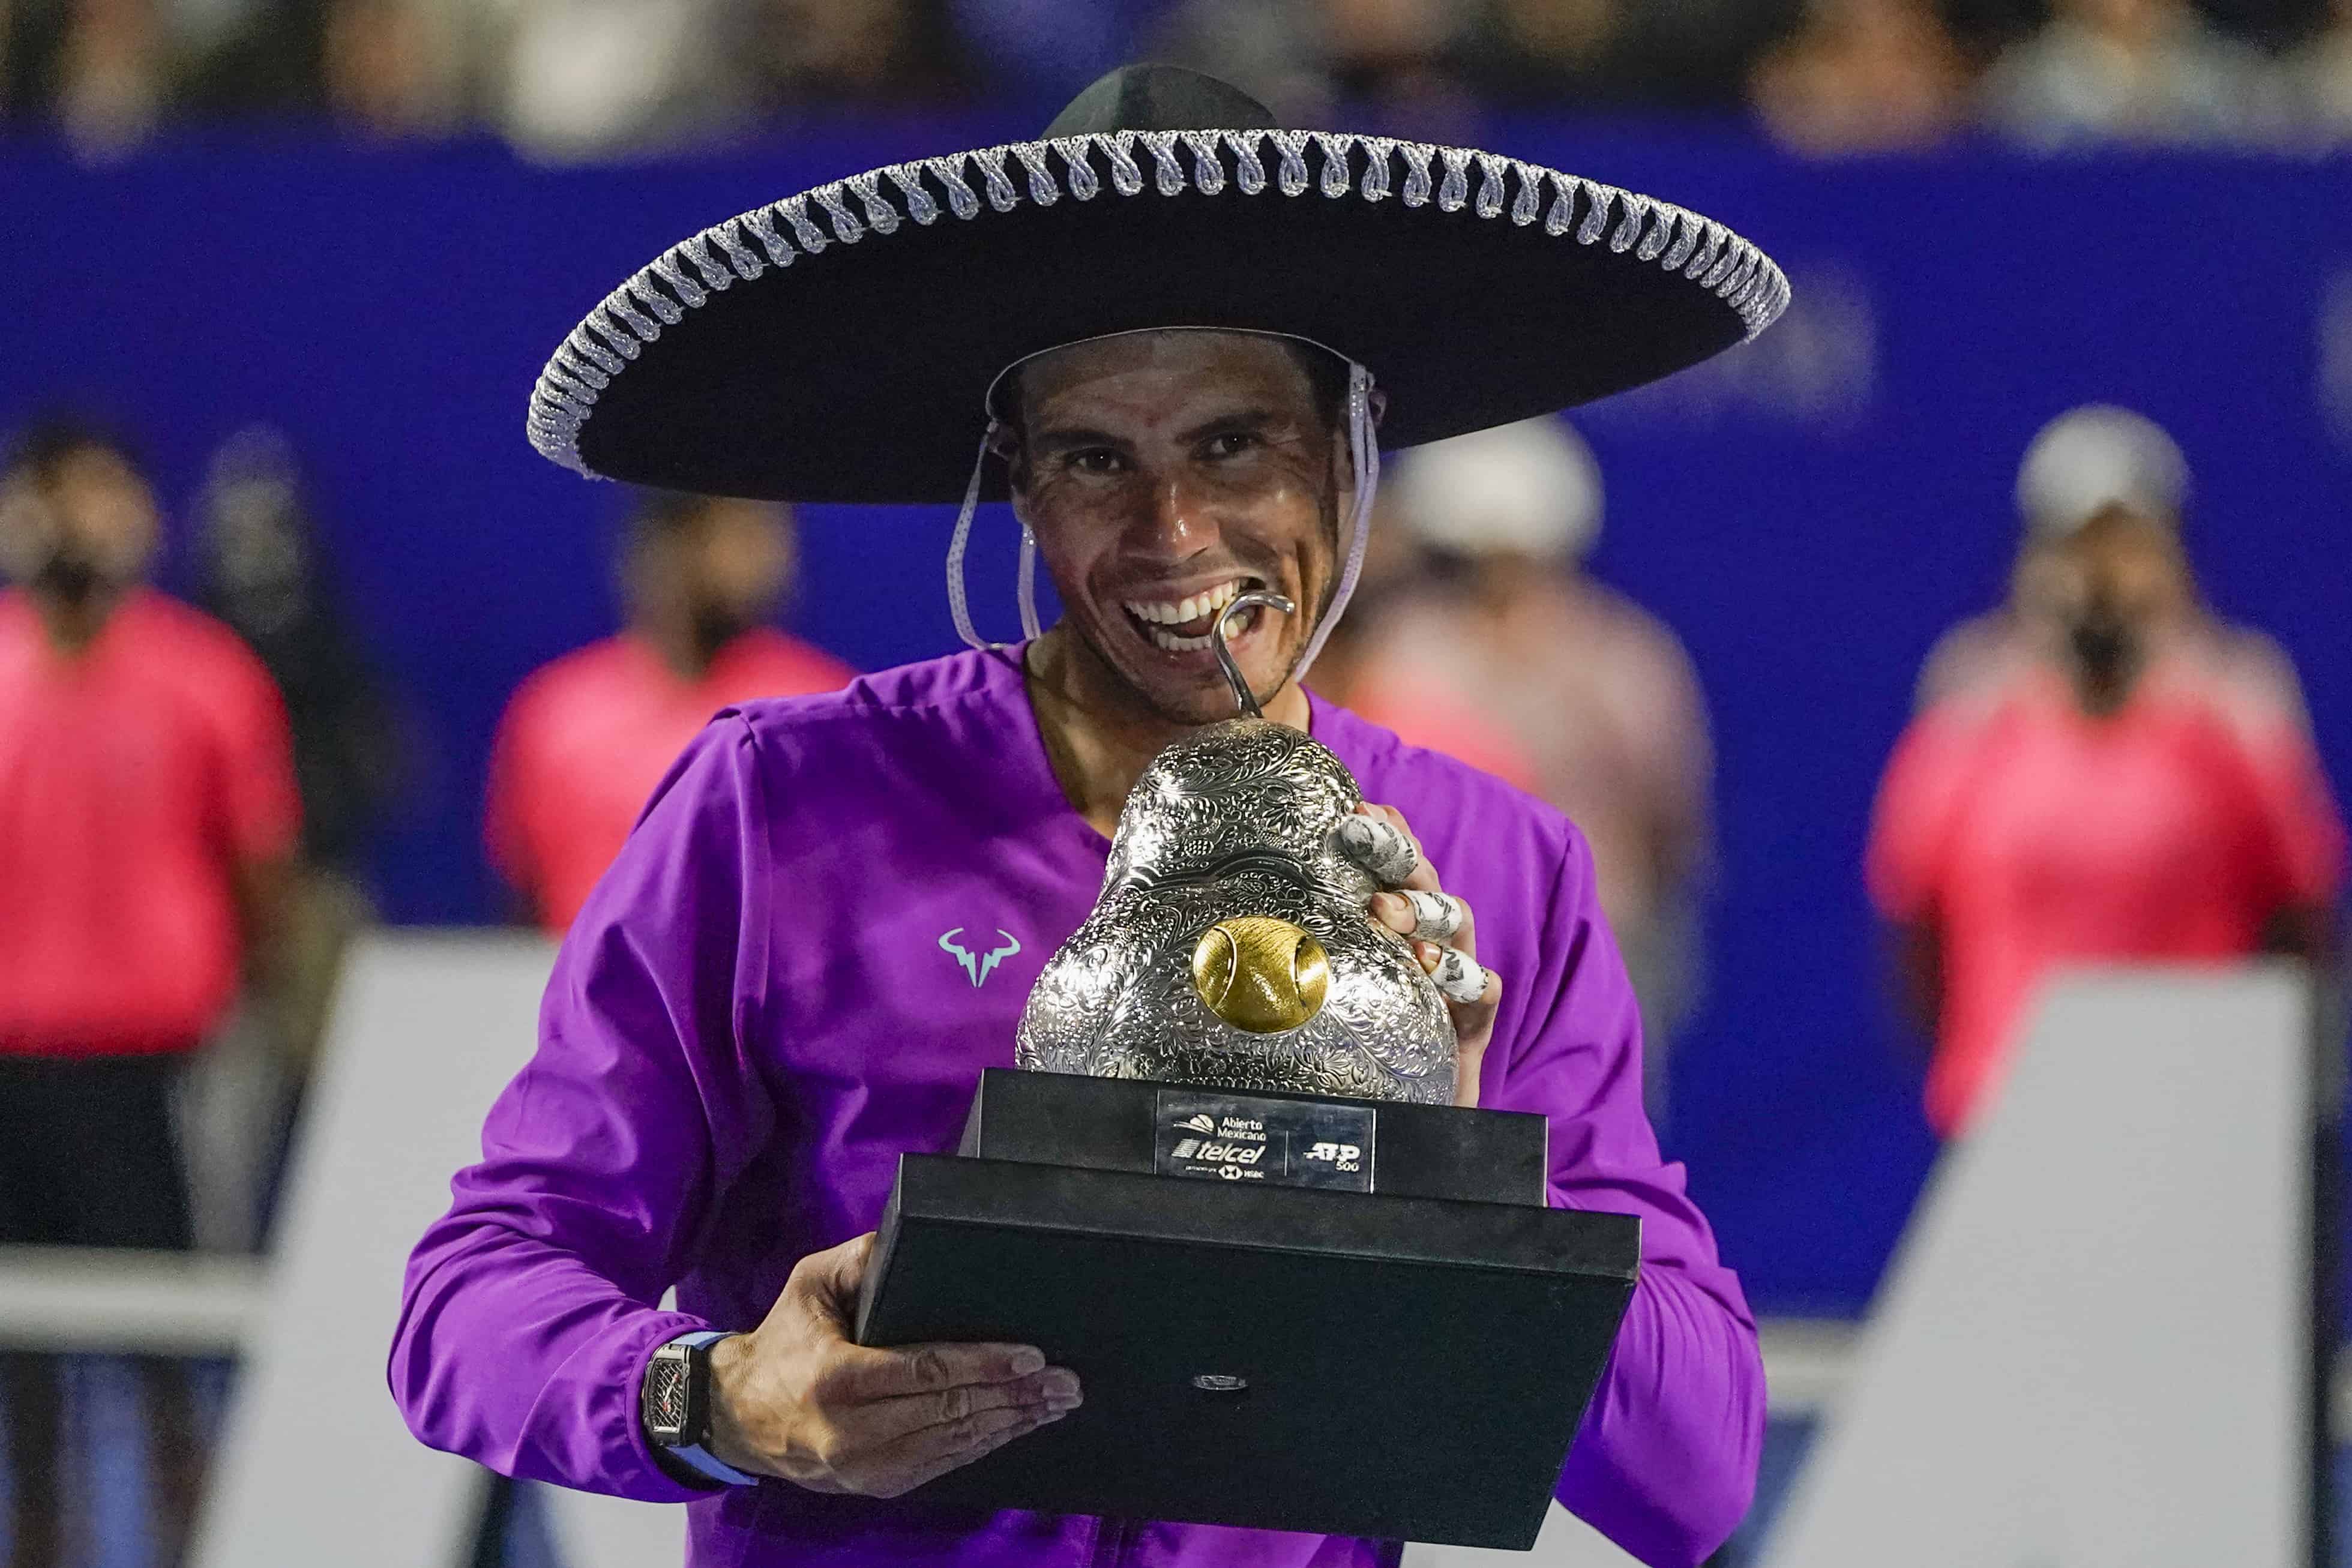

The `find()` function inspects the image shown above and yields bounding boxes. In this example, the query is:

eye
[1203,431,1262,460]
[1067,448,1126,476]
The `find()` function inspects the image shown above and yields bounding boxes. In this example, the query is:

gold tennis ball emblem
[1191,916,1331,1034]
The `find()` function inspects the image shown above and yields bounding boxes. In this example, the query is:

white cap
[2016,404,2189,538]
[1387,416,1603,560]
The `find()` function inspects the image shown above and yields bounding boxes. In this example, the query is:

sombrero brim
[529,129,1788,504]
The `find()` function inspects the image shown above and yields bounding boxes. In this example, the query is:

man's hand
[705,1234,1081,1497]
[1337,802,1502,1108]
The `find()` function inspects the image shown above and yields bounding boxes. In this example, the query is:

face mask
[29,544,109,608]
[688,602,761,664]
[2068,615,2136,683]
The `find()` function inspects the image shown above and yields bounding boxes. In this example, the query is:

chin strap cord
[946,418,1017,652]
[1016,523,1042,643]
[1289,360,1380,682]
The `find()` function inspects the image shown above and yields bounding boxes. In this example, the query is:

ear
[1367,387,1389,431]
[989,423,1032,504]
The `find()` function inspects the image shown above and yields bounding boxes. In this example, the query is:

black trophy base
[853,1072,1640,1549]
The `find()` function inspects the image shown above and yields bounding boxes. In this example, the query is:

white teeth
[1123,578,1246,629]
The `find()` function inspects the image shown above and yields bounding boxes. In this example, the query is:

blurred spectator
[1460,0,1772,111]
[487,0,742,159]
[190,426,405,1240]
[1,0,176,154]
[1749,0,1973,154]
[744,0,971,110]
[1981,0,2276,146]
[319,0,463,133]
[0,418,299,1567]
[1868,404,2345,1138]
[486,491,852,935]
[945,0,1141,99]
[1152,0,1335,122]
[1154,0,1481,132]
[2280,0,2352,140]
[1346,418,1715,1122]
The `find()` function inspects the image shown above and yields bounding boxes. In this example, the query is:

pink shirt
[0,589,299,1054]
[1868,653,2342,1135]
[486,629,853,933]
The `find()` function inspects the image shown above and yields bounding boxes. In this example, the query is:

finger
[832,1366,1081,1451]
[1370,887,1466,943]
[1425,945,1492,1006]
[1334,809,1419,888]
[1419,950,1502,1108]
[786,1233,878,1333]
[1399,889,1465,943]
[854,1398,1075,1498]
[1452,984,1498,1108]
[820,1339,1048,1405]
[1379,808,1445,897]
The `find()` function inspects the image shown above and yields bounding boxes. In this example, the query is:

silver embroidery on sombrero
[525,130,1793,479]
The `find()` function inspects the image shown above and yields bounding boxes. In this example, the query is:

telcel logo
[1305,1142,1362,1164]
[1172,1139,1267,1165]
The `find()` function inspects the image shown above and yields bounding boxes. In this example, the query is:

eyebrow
[1027,425,1131,457]
[1029,407,1286,457]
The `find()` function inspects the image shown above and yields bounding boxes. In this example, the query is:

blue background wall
[9,126,2349,1314]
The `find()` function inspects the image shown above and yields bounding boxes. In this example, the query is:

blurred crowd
[7,0,2352,160]
[0,394,2344,1565]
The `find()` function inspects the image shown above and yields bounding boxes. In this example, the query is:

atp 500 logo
[1305,1141,1363,1173]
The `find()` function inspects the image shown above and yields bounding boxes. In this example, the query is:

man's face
[2048,504,2189,626]
[685,499,796,624]
[0,446,158,603]
[633,498,795,656]
[2030,502,2192,689]
[1009,331,1346,727]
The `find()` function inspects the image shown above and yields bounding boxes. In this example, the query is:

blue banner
[9,127,2349,1311]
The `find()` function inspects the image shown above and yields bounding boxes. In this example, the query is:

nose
[1128,469,1220,562]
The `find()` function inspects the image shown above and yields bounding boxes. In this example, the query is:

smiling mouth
[1120,576,1268,653]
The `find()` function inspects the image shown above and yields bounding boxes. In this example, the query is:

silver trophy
[1016,592,1458,1104]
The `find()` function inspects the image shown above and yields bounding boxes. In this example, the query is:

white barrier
[1760,966,2320,1568]
[189,935,556,1568]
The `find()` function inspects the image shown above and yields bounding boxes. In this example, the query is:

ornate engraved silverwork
[1015,593,1457,1104]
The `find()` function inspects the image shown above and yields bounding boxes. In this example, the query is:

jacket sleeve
[1492,831,1764,1568]
[388,714,777,1500]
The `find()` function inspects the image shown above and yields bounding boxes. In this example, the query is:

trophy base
[853,1072,1640,1549]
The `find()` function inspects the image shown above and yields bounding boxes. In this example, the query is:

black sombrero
[527,65,1788,505]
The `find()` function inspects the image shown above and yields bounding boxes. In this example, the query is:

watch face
[645,1354,691,1438]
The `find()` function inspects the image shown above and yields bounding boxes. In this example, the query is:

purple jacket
[391,648,1763,1567]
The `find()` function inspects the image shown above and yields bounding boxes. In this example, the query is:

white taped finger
[1430,947,1491,1005]
[1335,815,1419,886]
[1403,889,1464,942]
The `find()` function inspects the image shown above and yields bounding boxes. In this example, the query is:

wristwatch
[640,1331,759,1486]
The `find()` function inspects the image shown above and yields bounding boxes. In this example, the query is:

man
[0,419,300,1568]
[1351,417,1714,1125]
[396,65,1788,1566]
[1869,405,2344,1137]
[485,488,851,933]
[193,425,405,1246]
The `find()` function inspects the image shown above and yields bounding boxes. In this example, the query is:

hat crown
[1042,64,1278,138]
